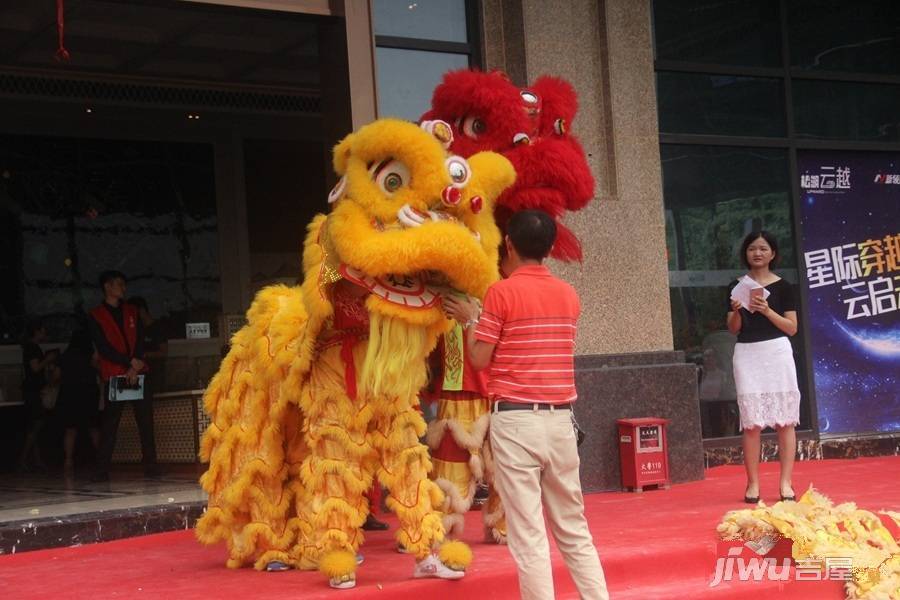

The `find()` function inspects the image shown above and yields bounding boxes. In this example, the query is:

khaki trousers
[490,407,609,600]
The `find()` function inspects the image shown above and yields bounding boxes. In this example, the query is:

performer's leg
[197,377,298,571]
[245,387,308,572]
[742,426,762,499]
[371,397,445,560]
[481,435,508,543]
[298,344,374,587]
[362,484,389,530]
[482,486,508,542]
[426,395,490,539]
[776,425,796,498]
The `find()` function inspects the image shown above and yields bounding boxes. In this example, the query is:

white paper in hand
[730,276,771,312]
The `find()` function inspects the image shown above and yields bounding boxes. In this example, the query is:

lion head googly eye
[520,90,539,105]
[445,156,471,188]
[369,158,410,196]
[513,132,531,146]
[421,119,454,148]
[327,175,347,204]
[554,118,567,136]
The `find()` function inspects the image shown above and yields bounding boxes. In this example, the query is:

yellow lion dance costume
[195,118,514,590]
[718,487,900,599]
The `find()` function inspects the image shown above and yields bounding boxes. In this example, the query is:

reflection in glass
[793,80,900,142]
[376,48,469,121]
[656,72,786,137]
[653,0,781,67]
[788,0,900,75]
[374,0,468,43]
[662,145,794,273]
[660,144,809,438]
[0,135,220,343]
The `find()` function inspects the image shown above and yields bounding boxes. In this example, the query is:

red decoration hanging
[55,0,70,62]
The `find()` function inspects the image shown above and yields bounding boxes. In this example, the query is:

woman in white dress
[726,231,800,504]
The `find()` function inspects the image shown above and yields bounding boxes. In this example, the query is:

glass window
[656,72,786,137]
[793,80,900,142]
[662,145,795,272]
[788,0,900,75]
[374,0,468,43]
[652,0,782,67]
[376,47,469,121]
[661,144,810,438]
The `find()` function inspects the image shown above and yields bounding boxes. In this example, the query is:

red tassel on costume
[55,0,71,62]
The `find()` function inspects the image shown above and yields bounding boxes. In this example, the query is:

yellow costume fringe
[717,487,900,599]
[426,395,507,542]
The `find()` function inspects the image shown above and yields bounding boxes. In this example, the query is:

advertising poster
[797,150,900,435]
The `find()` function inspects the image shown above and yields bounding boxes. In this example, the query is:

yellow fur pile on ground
[717,487,900,599]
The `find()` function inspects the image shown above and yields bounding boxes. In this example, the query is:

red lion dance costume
[420,69,596,543]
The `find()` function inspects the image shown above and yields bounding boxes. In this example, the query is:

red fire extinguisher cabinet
[617,417,671,492]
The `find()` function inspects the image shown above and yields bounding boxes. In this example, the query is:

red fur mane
[422,69,595,261]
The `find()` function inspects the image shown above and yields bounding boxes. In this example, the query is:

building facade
[0,0,897,474]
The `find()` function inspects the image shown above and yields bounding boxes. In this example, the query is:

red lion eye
[461,116,486,139]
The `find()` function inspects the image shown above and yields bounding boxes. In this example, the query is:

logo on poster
[873,173,900,185]
[800,166,851,193]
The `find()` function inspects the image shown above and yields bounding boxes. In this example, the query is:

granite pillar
[479,0,704,487]
[574,352,704,492]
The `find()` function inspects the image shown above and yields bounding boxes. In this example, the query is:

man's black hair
[98,270,127,288]
[507,210,557,260]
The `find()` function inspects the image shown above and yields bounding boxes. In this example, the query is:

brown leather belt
[494,401,572,412]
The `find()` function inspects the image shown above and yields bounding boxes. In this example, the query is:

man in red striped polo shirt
[443,210,608,600]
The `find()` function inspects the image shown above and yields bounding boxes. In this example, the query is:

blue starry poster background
[798,150,900,435]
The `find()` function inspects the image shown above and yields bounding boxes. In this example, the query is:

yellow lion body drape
[196,118,515,586]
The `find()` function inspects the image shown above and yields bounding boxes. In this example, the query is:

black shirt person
[726,231,800,504]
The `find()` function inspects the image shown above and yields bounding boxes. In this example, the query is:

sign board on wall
[186,322,211,339]
[797,150,900,435]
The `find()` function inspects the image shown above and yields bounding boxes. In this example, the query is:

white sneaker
[329,575,356,590]
[413,554,465,580]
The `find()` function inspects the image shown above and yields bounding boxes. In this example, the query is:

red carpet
[2,457,898,599]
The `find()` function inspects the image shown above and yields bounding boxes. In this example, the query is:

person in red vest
[89,270,159,482]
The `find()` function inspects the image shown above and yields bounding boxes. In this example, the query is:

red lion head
[421,69,595,261]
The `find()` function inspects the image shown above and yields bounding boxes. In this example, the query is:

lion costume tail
[195,284,313,570]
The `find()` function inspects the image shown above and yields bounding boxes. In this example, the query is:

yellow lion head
[321,118,514,327]
[298,118,514,400]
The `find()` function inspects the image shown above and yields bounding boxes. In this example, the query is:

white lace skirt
[732,336,800,430]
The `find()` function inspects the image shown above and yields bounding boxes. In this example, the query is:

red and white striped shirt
[474,265,580,404]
